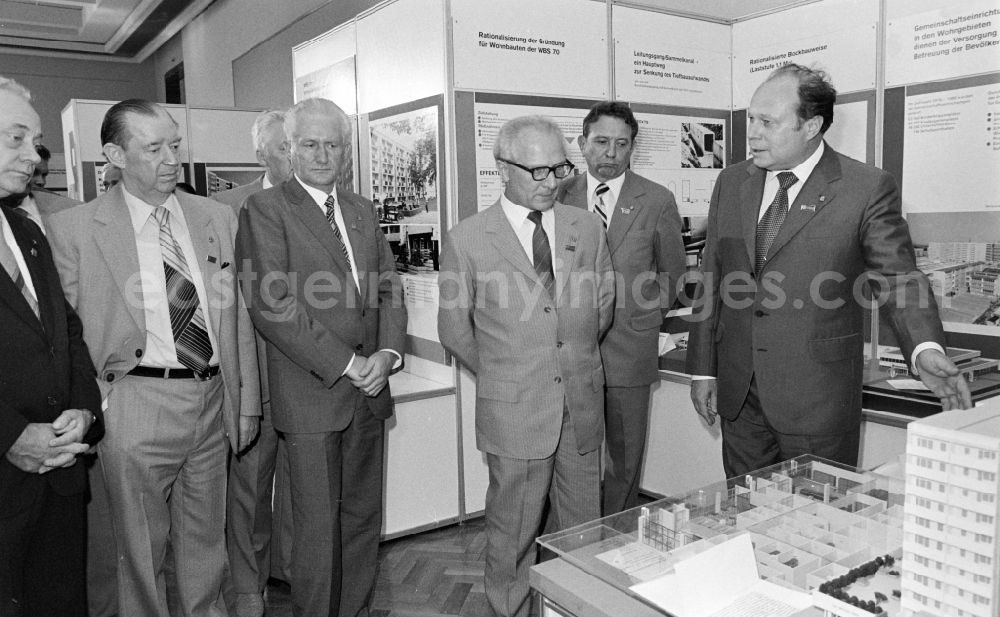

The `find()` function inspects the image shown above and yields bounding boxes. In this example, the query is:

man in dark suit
[214,108,293,617]
[236,97,406,617]
[687,63,971,478]
[0,76,101,617]
[48,99,261,617]
[439,115,614,617]
[557,101,686,514]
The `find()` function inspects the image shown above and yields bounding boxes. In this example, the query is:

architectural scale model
[903,406,1000,617]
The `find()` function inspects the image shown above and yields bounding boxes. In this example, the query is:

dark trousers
[285,402,384,617]
[601,384,652,515]
[0,485,86,617]
[721,376,860,478]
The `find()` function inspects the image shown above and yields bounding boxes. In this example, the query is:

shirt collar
[586,171,626,201]
[768,140,825,185]
[295,175,337,208]
[123,186,182,235]
[261,174,273,190]
[500,193,552,227]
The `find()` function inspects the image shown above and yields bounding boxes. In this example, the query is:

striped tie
[0,218,39,320]
[324,195,353,271]
[152,207,213,373]
[755,171,798,273]
[594,183,610,229]
[527,210,555,299]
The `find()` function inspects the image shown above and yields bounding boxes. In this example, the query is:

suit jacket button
[105,373,115,383]
[554,376,562,383]
[47,396,58,406]
[135,349,143,358]
[355,344,363,351]
[544,307,552,313]
[556,341,563,348]
[754,310,766,317]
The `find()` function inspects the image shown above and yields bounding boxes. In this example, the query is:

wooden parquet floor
[264,517,491,617]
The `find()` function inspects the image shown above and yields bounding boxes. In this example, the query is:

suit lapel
[0,209,46,337]
[606,172,643,254]
[179,193,222,338]
[765,146,841,264]
[93,190,145,333]
[285,180,361,300]
[340,193,369,306]
[485,202,537,284]
[740,165,766,267]
[553,204,578,300]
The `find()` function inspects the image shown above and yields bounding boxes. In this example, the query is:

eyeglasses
[499,158,575,181]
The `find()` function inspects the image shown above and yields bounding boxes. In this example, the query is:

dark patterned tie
[152,207,213,372]
[527,210,555,299]
[0,217,39,319]
[594,183,610,229]
[323,195,353,271]
[755,171,798,273]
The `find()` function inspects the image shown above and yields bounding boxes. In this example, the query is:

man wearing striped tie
[48,99,261,617]
[236,98,406,617]
[557,101,686,515]
[0,76,102,617]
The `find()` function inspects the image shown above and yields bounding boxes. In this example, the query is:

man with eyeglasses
[438,115,614,617]
[557,101,686,515]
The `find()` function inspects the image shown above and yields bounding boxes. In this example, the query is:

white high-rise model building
[904,405,1000,617]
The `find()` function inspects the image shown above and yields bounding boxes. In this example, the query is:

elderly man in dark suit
[439,115,614,617]
[557,101,686,514]
[48,99,260,617]
[214,108,293,617]
[687,63,971,478]
[0,76,102,617]
[236,97,406,617]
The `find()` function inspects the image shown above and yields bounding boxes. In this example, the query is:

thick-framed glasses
[499,158,575,181]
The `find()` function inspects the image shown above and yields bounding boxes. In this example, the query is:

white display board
[823,99,869,164]
[613,6,731,109]
[451,0,608,98]
[473,102,590,210]
[732,0,878,109]
[632,112,725,217]
[292,23,358,113]
[885,0,1000,87]
[187,108,260,162]
[903,82,1000,214]
[356,0,446,114]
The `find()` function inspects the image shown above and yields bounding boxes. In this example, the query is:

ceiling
[0,0,813,62]
[0,0,214,61]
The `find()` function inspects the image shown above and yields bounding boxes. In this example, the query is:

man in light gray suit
[438,115,614,617]
[48,99,261,617]
[557,101,686,515]
[214,109,293,617]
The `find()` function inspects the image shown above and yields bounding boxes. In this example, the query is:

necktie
[527,210,555,299]
[594,183,610,229]
[324,195,353,271]
[755,171,798,273]
[152,207,214,373]
[0,217,39,319]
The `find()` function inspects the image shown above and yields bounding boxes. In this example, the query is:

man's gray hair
[0,76,32,101]
[492,115,566,161]
[251,109,286,152]
[285,98,350,142]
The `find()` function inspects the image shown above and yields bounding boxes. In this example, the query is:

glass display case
[537,455,907,617]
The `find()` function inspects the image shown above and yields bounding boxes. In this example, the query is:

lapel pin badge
[565,244,577,252]
[208,236,214,244]
[801,204,816,212]
[207,255,217,263]
[819,195,826,202]
[619,207,632,215]
[30,247,37,257]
